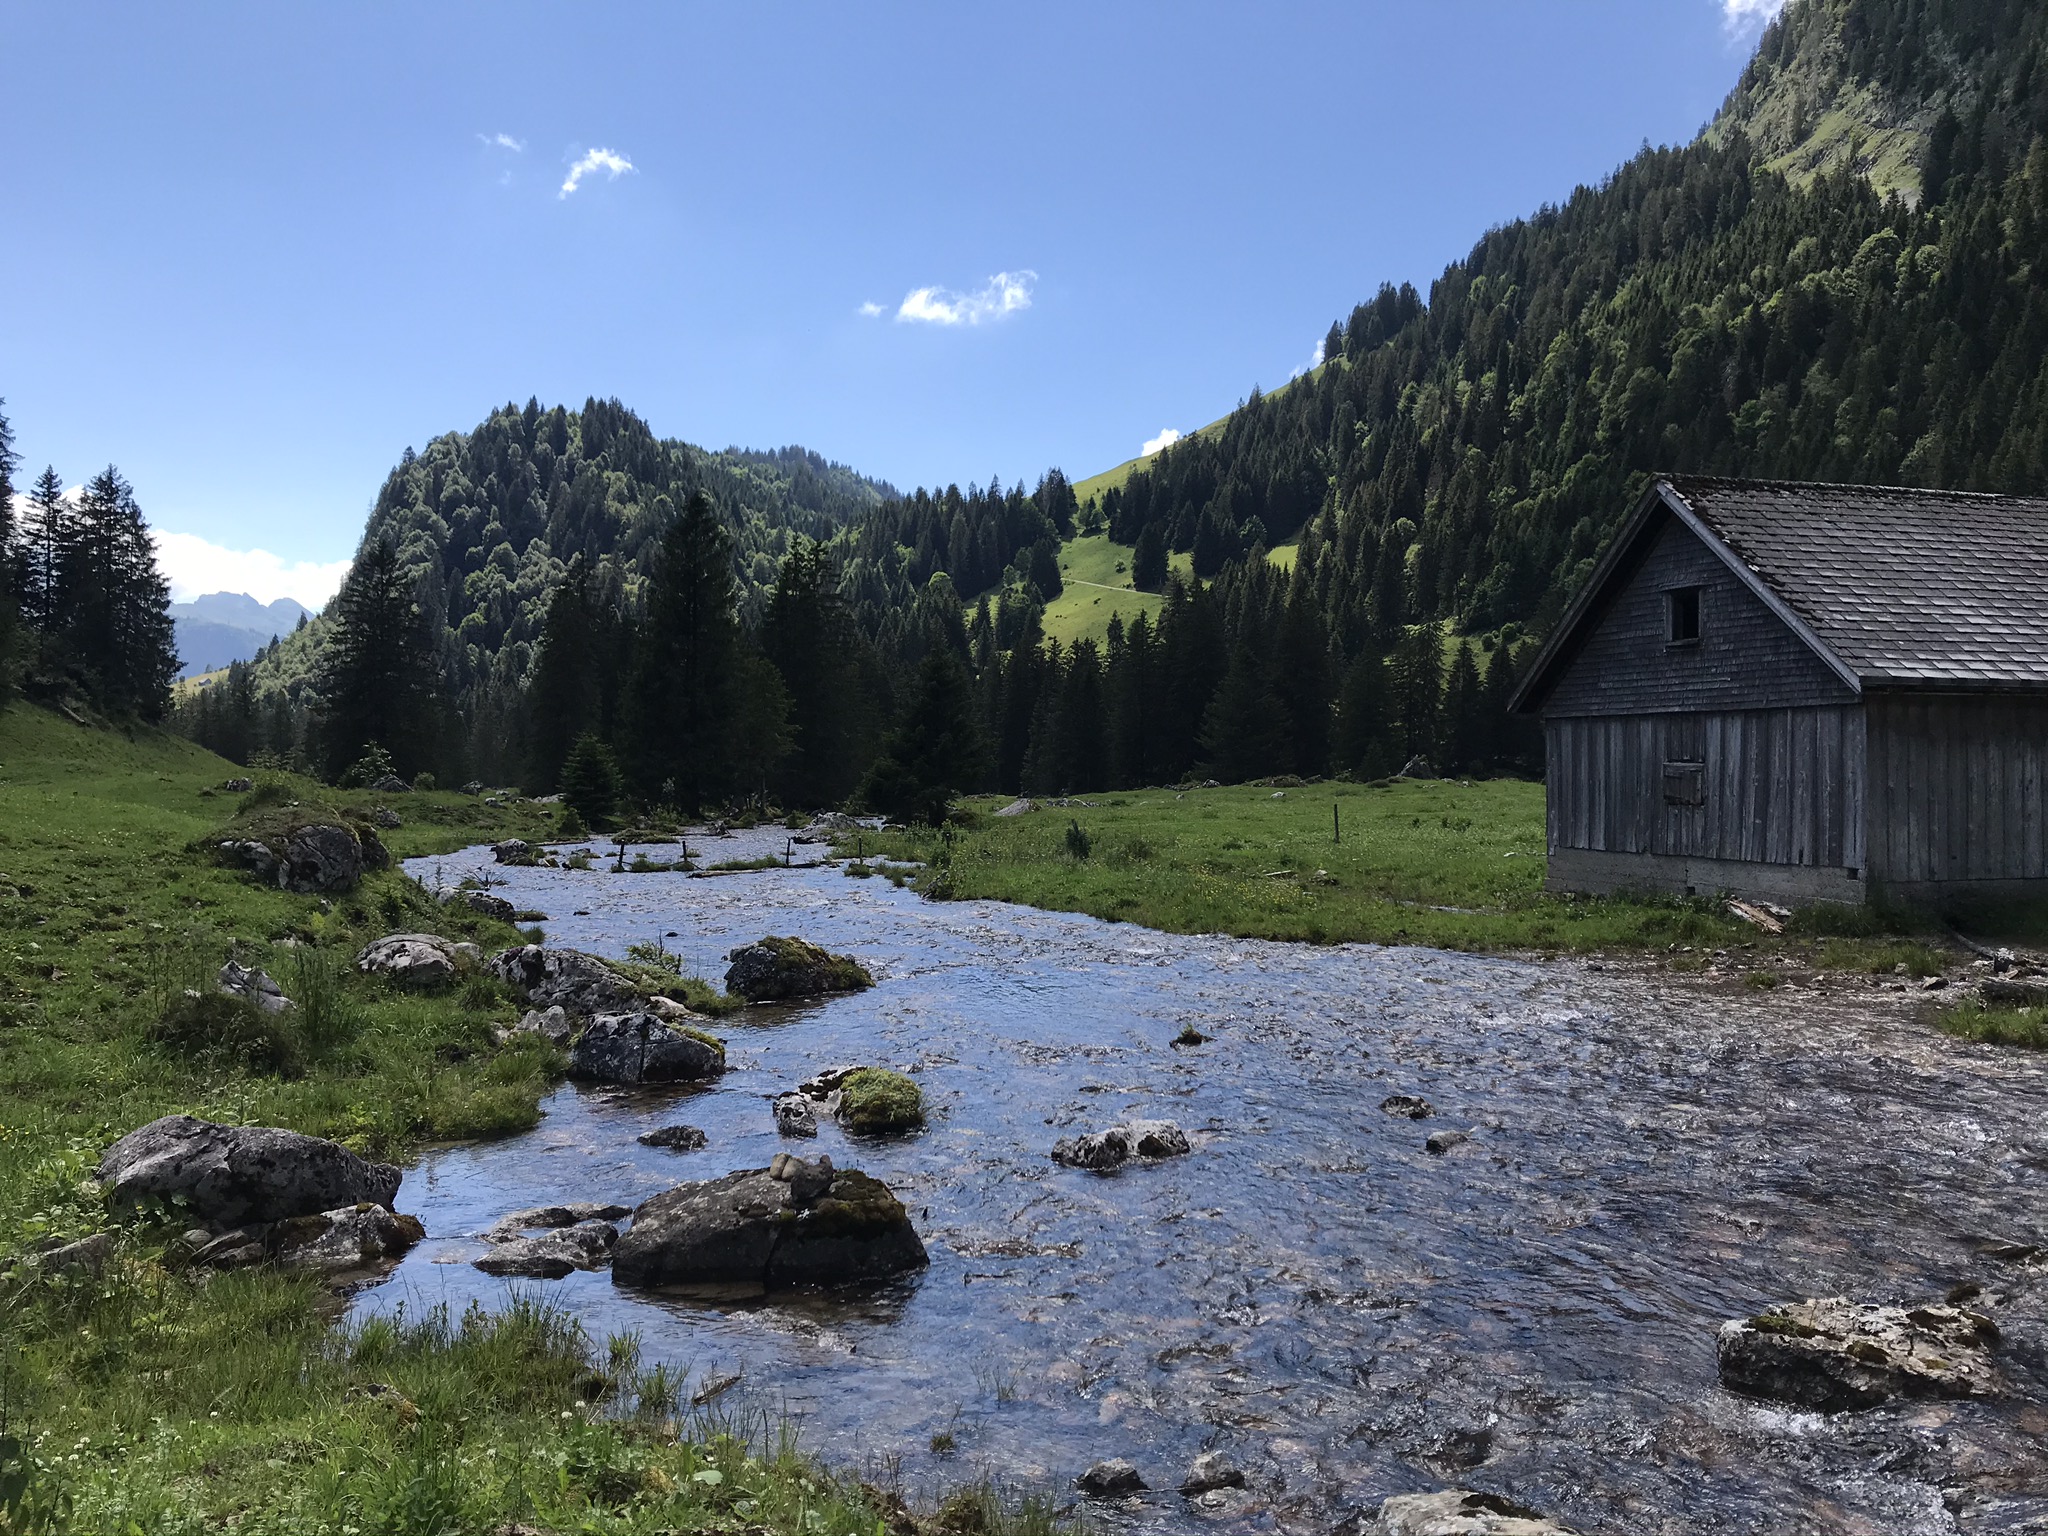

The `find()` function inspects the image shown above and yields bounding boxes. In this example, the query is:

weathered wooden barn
[1510,476,2048,906]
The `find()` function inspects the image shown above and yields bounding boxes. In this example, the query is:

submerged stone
[1076,1458,1146,1496]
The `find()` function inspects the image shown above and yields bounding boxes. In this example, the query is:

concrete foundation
[1546,847,1865,906]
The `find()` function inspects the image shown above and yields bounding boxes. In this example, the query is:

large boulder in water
[723,936,873,1001]
[1367,1490,1577,1534]
[1716,1296,2000,1410]
[612,1157,926,1291]
[488,944,641,1015]
[98,1115,400,1225]
[568,1012,726,1084]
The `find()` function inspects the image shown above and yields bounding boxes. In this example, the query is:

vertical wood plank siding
[1866,694,2048,883]
[1545,707,1863,867]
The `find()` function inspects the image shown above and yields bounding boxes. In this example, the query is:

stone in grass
[218,959,293,1014]
[97,1115,400,1226]
[1716,1296,2000,1411]
[1368,1489,1576,1534]
[723,936,874,1001]
[612,1164,926,1291]
[1076,1458,1146,1496]
[354,933,460,989]
[568,1012,726,1084]
[835,1067,925,1135]
[638,1124,708,1151]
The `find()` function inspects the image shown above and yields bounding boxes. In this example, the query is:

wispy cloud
[891,270,1036,326]
[1722,0,1785,35]
[560,147,634,198]
[151,528,351,609]
[857,300,886,317]
[480,132,524,152]
[1291,335,1327,381]
[1142,428,1182,457]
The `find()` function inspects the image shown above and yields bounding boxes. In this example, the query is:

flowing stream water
[369,836,2048,1534]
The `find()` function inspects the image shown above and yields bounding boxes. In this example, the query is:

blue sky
[0,1,1782,606]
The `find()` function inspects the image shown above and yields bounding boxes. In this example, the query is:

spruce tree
[317,537,438,779]
[760,538,866,806]
[629,491,742,809]
[1386,626,1443,767]
[0,404,16,703]
[525,557,617,792]
[61,467,178,720]
[1198,641,1292,784]
[859,645,987,825]
[1131,524,1168,592]
[1441,640,1485,775]
[1332,646,1394,779]
[21,467,67,633]
[559,731,624,828]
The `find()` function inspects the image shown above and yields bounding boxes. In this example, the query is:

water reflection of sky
[371,840,2048,1534]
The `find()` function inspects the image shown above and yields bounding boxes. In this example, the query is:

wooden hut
[1509,476,2048,906]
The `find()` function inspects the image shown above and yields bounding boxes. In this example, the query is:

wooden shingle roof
[1666,476,2048,688]
[1512,475,2048,712]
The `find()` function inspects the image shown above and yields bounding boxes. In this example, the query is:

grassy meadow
[0,704,1058,1535]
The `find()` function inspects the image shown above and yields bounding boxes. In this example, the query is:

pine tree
[858,645,987,825]
[20,467,68,633]
[1386,626,1443,767]
[560,731,624,828]
[760,538,867,806]
[317,537,438,778]
[0,403,16,703]
[1332,646,1394,779]
[1131,524,1168,592]
[58,467,178,720]
[1198,641,1292,784]
[629,491,742,809]
[1441,640,1485,775]
[525,557,619,793]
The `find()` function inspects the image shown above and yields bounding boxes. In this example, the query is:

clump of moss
[836,1068,924,1135]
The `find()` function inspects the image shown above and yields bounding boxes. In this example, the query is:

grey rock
[638,1124,708,1151]
[1053,1119,1191,1171]
[369,774,411,794]
[369,806,402,829]
[1369,1490,1573,1534]
[487,944,640,1015]
[485,1202,632,1243]
[97,1115,400,1225]
[994,798,1039,817]
[265,1203,424,1278]
[218,959,292,1015]
[1397,755,1437,780]
[36,1231,115,1278]
[355,933,459,989]
[491,838,534,866]
[1426,1129,1471,1155]
[723,936,872,1001]
[475,1220,618,1279]
[278,824,365,893]
[442,888,516,921]
[461,780,484,795]
[1380,1094,1435,1120]
[511,1005,575,1045]
[1179,1450,1245,1495]
[774,1093,820,1138]
[568,1012,726,1084]
[1076,1458,1146,1496]
[223,777,254,792]
[768,1151,835,1204]
[219,839,278,880]
[612,1166,927,1291]
[1716,1296,2000,1410]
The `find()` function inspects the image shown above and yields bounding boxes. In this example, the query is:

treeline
[0,402,179,721]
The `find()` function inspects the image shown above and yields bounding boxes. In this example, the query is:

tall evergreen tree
[1198,640,1292,784]
[1332,646,1394,779]
[60,467,178,720]
[1131,524,1168,592]
[760,538,868,806]
[629,491,743,809]
[1440,640,1485,775]
[1386,626,1444,765]
[525,556,621,792]
[317,537,438,778]
[20,467,68,633]
[859,646,987,825]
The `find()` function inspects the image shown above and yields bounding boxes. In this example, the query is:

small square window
[1666,586,1701,645]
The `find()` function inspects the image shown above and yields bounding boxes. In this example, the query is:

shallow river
[374,837,2048,1534]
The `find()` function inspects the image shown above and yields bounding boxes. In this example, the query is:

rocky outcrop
[442,888,516,921]
[1716,1297,2001,1410]
[279,823,371,893]
[218,960,292,1015]
[369,774,412,794]
[1076,1459,1146,1496]
[488,945,640,1015]
[1367,1490,1575,1535]
[723,936,873,1001]
[611,1158,927,1291]
[1052,1119,1191,1172]
[223,776,254,793]
[98,1115,400,1225]
[355,933,460,989]
[638,1124,707,1151]
[503,1005,575,1046]
[219,839,278,881]
[473,1204,628,1279]
[568,1012,726,1084]
[190,1203,424,1280]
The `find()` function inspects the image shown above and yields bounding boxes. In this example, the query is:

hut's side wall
[1545,706,1867,904]
[1866,692,2048,896]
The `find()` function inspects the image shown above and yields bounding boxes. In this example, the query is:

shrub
[338,743,396,790]
[147,990,301,1076]
[412,770,437,792]
[836,1067,924,1134]
[560,734,623,829]
[1064,819,1092,861]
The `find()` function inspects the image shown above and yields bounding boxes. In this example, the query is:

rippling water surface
[372,837,2048,1533]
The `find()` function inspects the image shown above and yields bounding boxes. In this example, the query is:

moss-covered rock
[835,1067,924,1134]
[723,936,874,1001]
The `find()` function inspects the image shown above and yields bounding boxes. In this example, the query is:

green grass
[1936,1002,2048,1049]
[847,780,1992,964]
[0,704,1054,1534]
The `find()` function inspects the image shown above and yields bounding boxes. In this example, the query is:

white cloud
[894,270,1036,326]
[481,132,524,152]
[1723,0,1785,34]
[858,300,886,317]
[151,528,351,610]
[1292,336,1327,380]
[1141,428,1182,457]
[560,147,634,198]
